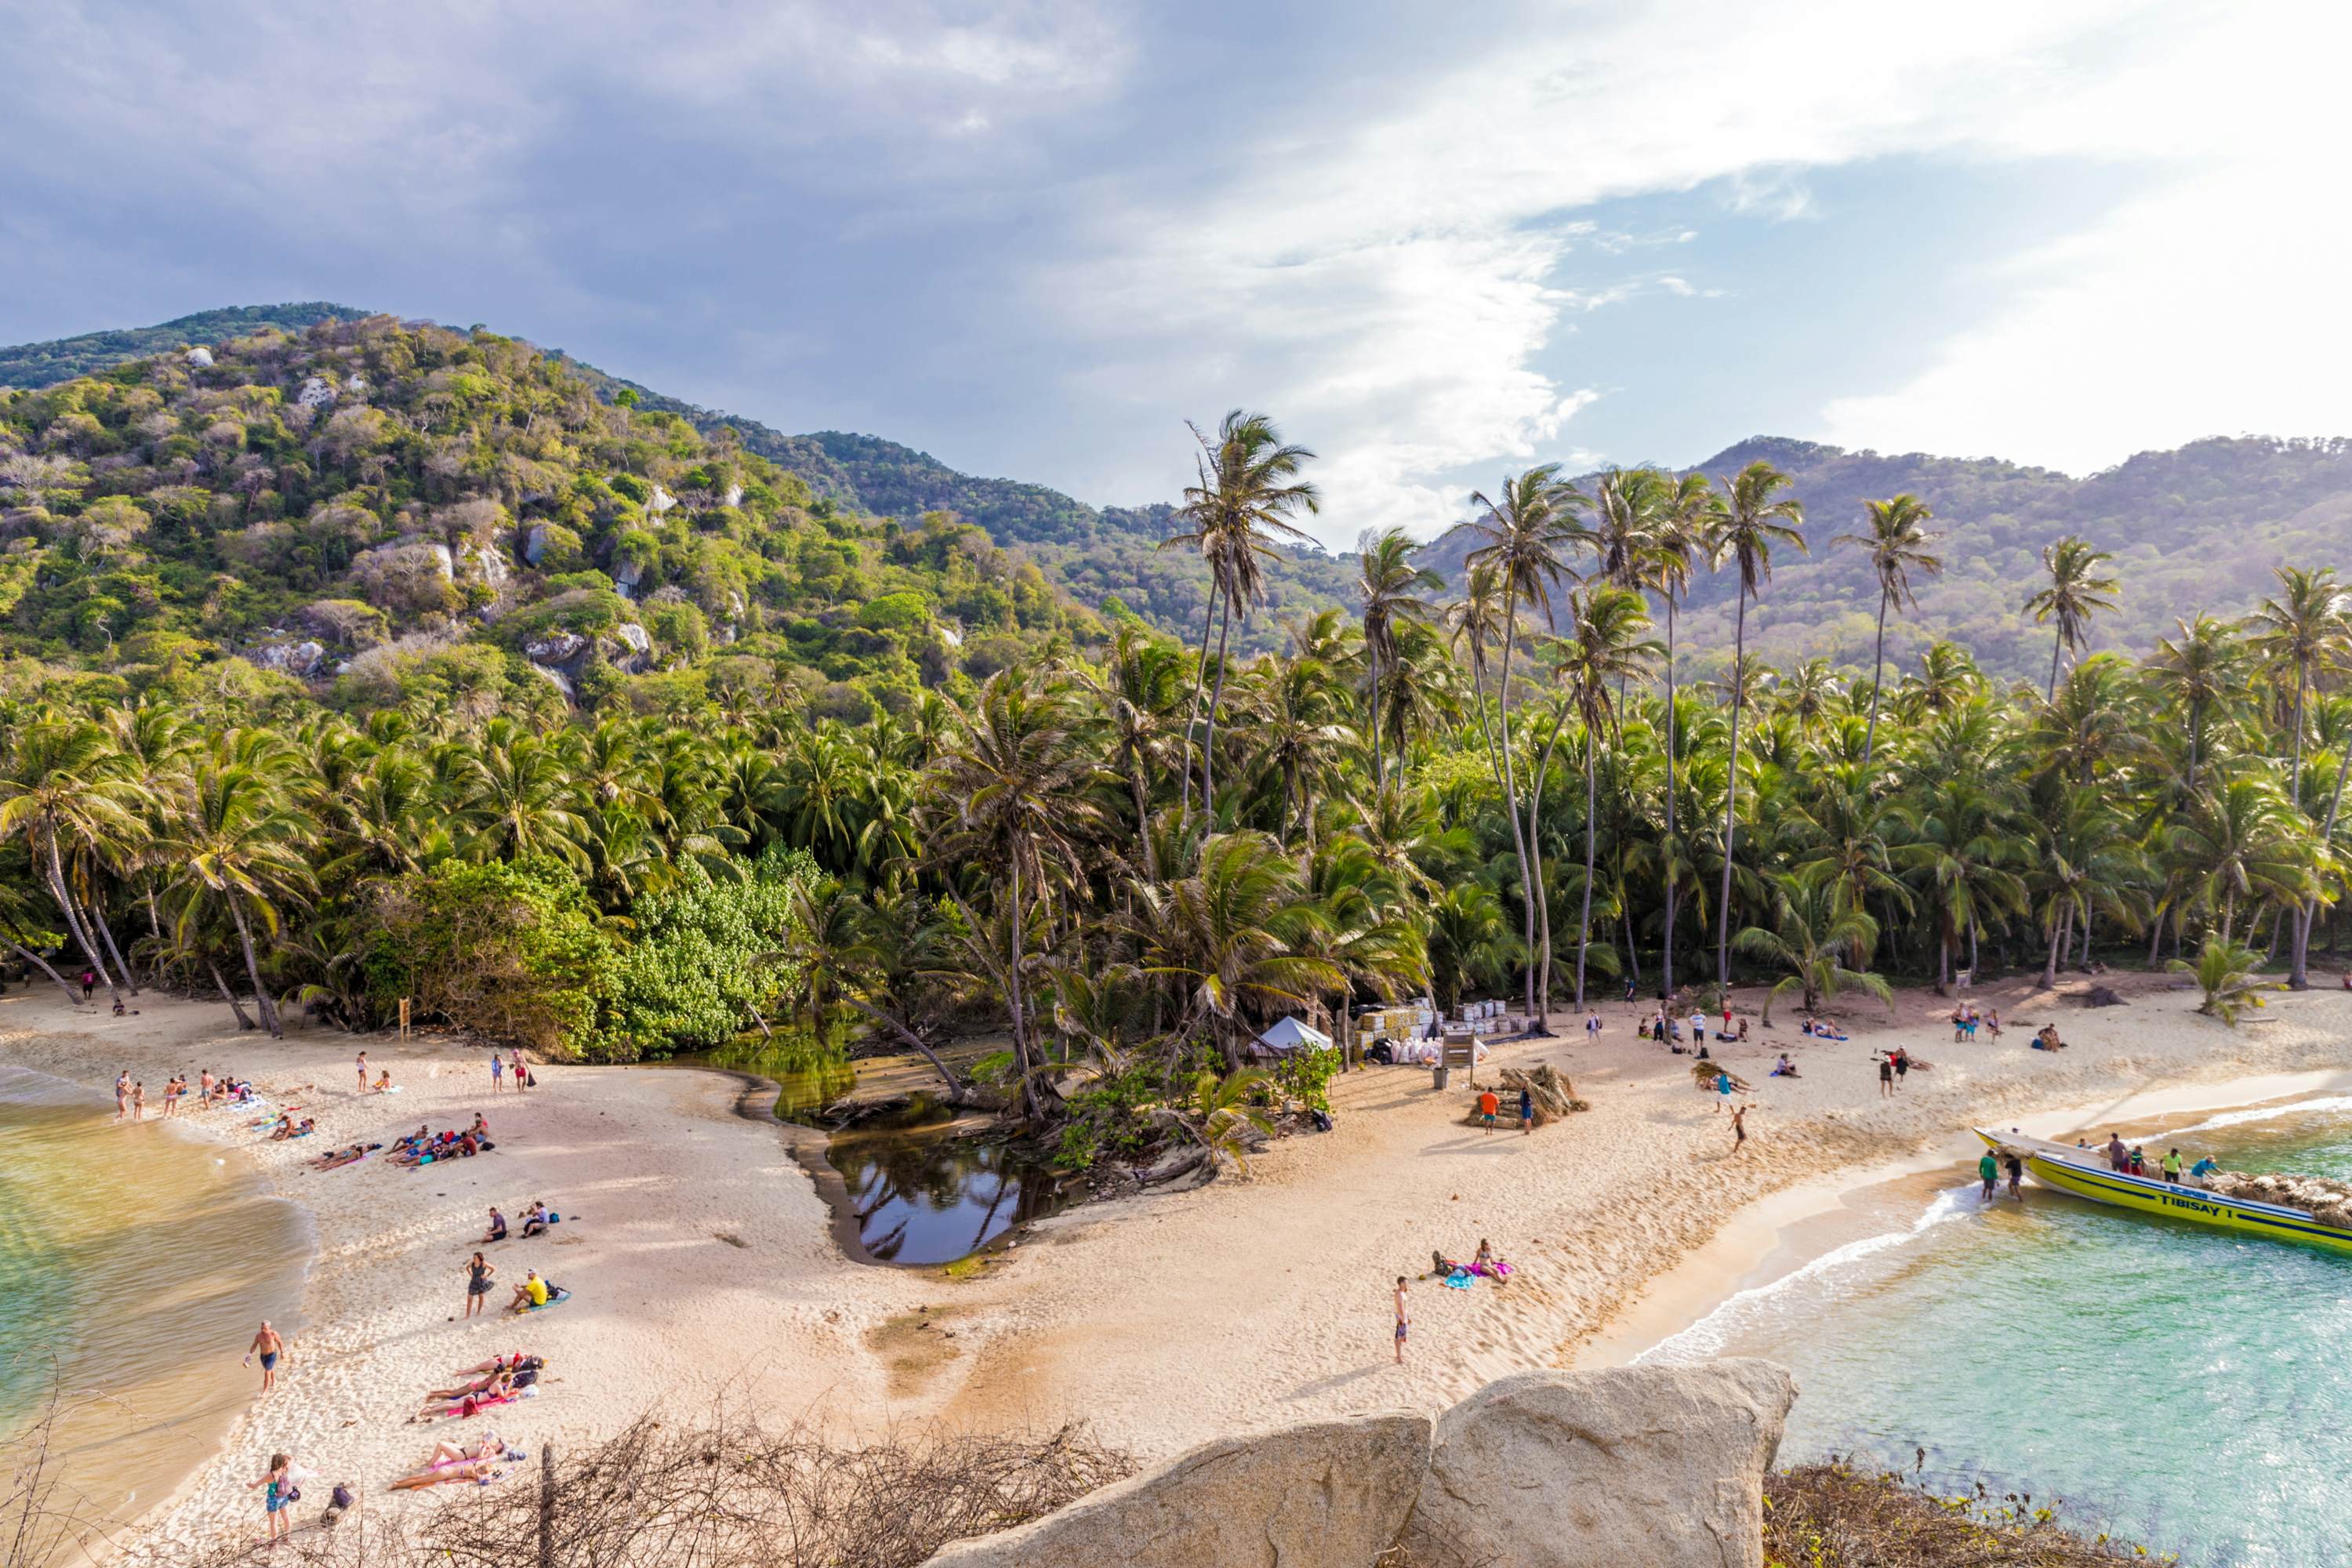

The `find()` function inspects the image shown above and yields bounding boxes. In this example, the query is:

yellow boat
[1973,1128,2352,1256]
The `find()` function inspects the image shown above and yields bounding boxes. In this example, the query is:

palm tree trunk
[1577,728,1598,1009]
[228,901,281,1036]
[1661,597,1679,1002]
[5,937,83,1007]
[1716,592,1749,1000]
[2042,909,2067,989]
[2047,628,2064,703]
[1862,586,1889,767]
[1486,609,1541,1029]
[1524,702,1574,1033]
[1202,587,1236,827]
[1006,858,1036,1120]
[207,955,259,1030]
[1178,582,1221,828]
[85,900,139,995]
[2187,697,2203,793]
[44,833,123,1007]
[1366,637,1383,792]
[2294,750,2351,989]
[1128,757,1157,881]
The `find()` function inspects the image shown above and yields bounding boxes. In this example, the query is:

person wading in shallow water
[245,1320,292,1394]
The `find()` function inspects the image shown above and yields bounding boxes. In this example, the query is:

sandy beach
[6,970,2350,1559]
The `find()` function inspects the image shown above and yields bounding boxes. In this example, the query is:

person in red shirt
[1477,1089,1499,1131]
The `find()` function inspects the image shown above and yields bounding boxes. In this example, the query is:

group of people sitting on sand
[393,1116,496,1166]
[1432,1238,1514,1289]
[481,1201,558,1243]
[1949,1004,2002,1043]
[2032,1024,2069,1051]
[1798,1018,1850,1040]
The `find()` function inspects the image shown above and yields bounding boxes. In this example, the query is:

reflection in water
[699,1036,1069,1265]
[827,1098,1065,1265]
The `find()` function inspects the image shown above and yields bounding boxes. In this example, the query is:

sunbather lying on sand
[389,1435,521,1490]
[424,1358,543,1403]
[411,1370,533,1421]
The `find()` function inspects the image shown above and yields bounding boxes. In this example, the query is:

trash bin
[1432,1065,1450,1092]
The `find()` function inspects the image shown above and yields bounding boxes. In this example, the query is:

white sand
[5,970,2350,1558]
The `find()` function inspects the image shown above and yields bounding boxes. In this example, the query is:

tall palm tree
[924,672,1105,1119]
[1555,585,1659,1006]
[1160,411,1320,829]
[2167,779,2308,949]
[1356,527,1443,790]
[169,755,317,1037]
[2149,613,2241,794]
[2247,566,2350,989]
[1462,464,1591,1029]
[1710,459,1806,1001]
[1642,471,1715,1000]
[2024,536,2121,702]
[0,721,147,1008]
[1834,494,1941,766]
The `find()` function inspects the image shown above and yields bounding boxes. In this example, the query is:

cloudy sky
[2,0,2346,546]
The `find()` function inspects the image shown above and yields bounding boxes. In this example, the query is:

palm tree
[1902,779,2030,990]
[2024,536,2120,702]
[2169,936,2274,1025]
[1835,495,1941,766]
[1463,464,1591,1029]
[924,672,1105,1118]
[1710,459,1806,1002]
[1356,527,1443,790]
[1160,411,1320,829]
[1126,830,1340,1069]
[1555,586,1658,1006]
[2247,566,2350,988]
[169,755,317,1036]
[1425,881,1523,1017]
[2148,613,2241,795]
[2166,779,2308,948]
[1088,623,1187,879]
[0,721,147,1008]
[1642,471,1715,999]
[1733,874,1893,1024]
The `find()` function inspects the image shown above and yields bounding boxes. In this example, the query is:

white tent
[1250,1016,1334,1058]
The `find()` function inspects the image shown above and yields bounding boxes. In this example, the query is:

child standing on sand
[1393,1277,1409,1363]
[250,1453,294,1546]
[491,1051,505,1094]
[356,1051,368,1093]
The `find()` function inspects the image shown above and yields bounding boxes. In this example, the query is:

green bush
[594,847,818,1059]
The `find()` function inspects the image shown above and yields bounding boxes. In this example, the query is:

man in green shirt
[1980,1150,2000,1202]
[2163,1148,2184,1185]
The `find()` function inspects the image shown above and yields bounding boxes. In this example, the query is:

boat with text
[1974,1127,2352,1255]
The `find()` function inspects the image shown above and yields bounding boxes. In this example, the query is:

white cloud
[1029,0,2347,542]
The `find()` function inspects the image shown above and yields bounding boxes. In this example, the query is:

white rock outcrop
[921,1361,1795,1568]
[184,346,213,367]
[1401,1361,1795,1568]
[926,1413,1432,1568]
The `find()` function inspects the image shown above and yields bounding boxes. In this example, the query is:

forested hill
[0,314,1105,722]
[550,372,1358,653]
[0,304,368,390]
[1412,433,2352,683]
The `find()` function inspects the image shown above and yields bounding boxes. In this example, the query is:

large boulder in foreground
[1400,1360,1795,1568]
[925,1411,1432,1568]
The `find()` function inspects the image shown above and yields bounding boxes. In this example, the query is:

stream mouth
[695,1036,1071,1267]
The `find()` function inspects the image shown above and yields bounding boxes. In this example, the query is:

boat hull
[2017,1152,2352,1254]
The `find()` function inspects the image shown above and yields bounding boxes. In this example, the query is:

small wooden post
[398,997,411,1041]
[538,1441,555,1568]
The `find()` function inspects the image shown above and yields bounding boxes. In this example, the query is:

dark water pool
[688,1036,1067,1265]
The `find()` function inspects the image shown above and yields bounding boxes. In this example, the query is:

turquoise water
[1646,1098,2352,1565]
[0,1065,310,1553]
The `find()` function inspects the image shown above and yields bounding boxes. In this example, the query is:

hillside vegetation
[1420,434,2352,683]
[0,314,1093,720]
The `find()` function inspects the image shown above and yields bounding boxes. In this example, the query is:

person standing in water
[245,1321,291,1393]
[1393,1276,1410,1363]
[1980,1149,2000,1201]
[130,1081,144,1120]
[2005,1151,2025,1200]
[114,1071,129,1119]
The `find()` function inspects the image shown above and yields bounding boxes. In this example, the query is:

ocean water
[0,1065,310,1558]
[1642,1098,2352,1565]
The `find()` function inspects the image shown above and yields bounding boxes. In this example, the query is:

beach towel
[1443,1270,1474,1289]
